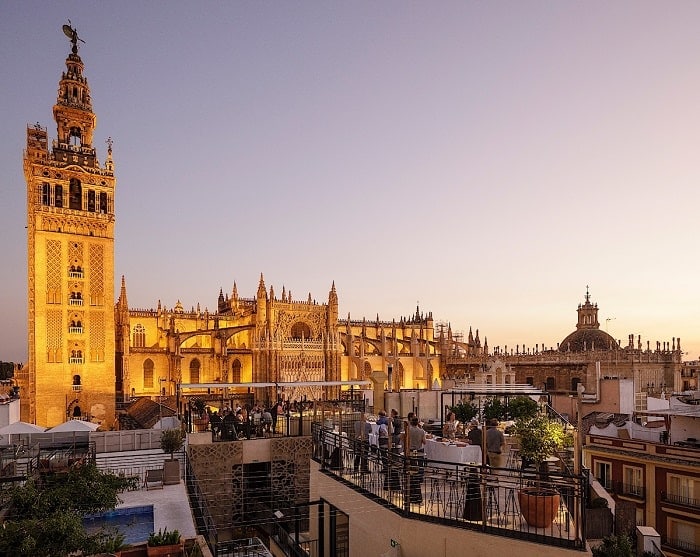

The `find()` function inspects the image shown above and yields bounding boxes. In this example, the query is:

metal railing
[312,423,587,551]
[660,491,700,509]
[663,535,700,555]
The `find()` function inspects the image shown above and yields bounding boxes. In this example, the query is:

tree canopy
[0,462,131,556]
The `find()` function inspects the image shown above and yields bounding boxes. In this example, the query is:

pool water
[83,505,155,545]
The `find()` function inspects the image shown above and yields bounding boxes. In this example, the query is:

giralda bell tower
[23,25,116,427]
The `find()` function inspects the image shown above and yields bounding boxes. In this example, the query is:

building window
[42,182,50,205]
[143,359,154,389]
[69,178,82,210]
[231,359,241,383]
[571,378,581,392]
[622,465,644,497]
[87,190,96,212]
[54,184,63,207]
[526,377,534,386]
[190,359,200,384]
[668,474,700,507]
[290,322,312,340]
[595,461,612,490]
[667,519,699,554]
[133,324,146,348]
[99,192,108,213]
[546,376,555,390]
[72,374,82,392]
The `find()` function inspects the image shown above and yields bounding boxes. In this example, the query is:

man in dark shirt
[467,420,482,447]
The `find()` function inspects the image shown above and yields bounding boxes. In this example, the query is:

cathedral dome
[558,289,619,352]
[559,328,618,352]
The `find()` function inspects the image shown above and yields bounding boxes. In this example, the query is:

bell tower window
[69,126,82,146]
[69,178,82,210]
[55,184,63,207]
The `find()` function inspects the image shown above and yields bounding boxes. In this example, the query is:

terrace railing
[312,423,587,551]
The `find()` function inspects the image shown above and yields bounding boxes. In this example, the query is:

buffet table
[424,438,482,465]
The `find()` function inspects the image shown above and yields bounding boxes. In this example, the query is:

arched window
[290,322,312,340]
[72,374,81,386]
[231,359,241,383]
[190,359,201,384]
[133,324,146,348]
[69,178,82,210]
[55,184,63,207]
[42,183,50,205]
[143,359,154,389]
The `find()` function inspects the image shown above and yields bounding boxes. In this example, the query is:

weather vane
[62,20,85,54]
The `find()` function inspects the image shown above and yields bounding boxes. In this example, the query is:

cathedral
[19,28,685,427]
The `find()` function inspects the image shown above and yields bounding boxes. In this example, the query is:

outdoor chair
[144,468,164,490]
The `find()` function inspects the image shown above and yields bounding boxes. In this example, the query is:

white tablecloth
[424,438,482,464]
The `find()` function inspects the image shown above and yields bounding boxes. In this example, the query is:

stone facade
[22,28,116,427]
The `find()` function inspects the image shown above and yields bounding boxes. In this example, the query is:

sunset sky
[2,2,700,365]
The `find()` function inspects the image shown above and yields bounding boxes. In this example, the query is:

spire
[118,275,128,308]
[257,273,266,300]
[281,286,287,302]
[53,22,99,168]
[232,281,238,301]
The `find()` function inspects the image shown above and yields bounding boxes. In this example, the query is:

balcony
[68,271,83,279]
[663,536,700,556]
[69,299,83,306]
[661,491,700,509]
[68,357,83,364]
[312,423,587,551]
[69,327,83,334]
[72,384,82,392]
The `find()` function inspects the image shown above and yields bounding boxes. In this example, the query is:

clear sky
[2,2,700,365]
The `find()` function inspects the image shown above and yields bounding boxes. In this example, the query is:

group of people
[440,412,507,468]
[192,400,287,440]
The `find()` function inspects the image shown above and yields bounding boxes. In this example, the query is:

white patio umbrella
[47,420,100,432]
[0,421,46,434]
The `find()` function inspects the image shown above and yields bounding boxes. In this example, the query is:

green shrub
[450,401,478,424]
[148,527,181,547]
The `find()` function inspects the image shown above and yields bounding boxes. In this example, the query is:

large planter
[146,542,183,557]
[163,459,180,485]
[518,487,560,528]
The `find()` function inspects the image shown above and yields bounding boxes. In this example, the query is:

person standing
[354,416,372,472]
[486,418,506,469]
[407,416,426,503]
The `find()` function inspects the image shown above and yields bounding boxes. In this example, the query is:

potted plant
[450,400,478,425]
[160,429,184,485]
[482,397,508,421]
[506,396,539,421]
[147,527,182,557]
[512,414,571,528]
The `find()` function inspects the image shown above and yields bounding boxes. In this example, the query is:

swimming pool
[83,504,154,545]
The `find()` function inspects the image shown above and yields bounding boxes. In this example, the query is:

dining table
[424,437,482,465]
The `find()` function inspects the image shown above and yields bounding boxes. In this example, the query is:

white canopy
[153,416,181,430]
[0,421,46,434]
[48,420,100,432]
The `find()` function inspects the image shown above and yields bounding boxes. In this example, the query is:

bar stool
[426,472,444,515]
